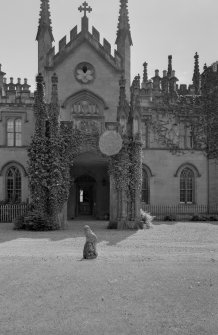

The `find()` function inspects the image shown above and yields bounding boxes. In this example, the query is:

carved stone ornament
[99,130,123,156]
[75,62,95,84]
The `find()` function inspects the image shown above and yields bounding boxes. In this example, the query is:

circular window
[75,62,95,84]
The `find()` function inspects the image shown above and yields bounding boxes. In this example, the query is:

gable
[45,41,121,122]
[48,29,122,73]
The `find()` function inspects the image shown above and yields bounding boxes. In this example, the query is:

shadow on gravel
[152,221,178,226]
[0,220,137,246]
[153,220,218,226]
[1,220,217,246]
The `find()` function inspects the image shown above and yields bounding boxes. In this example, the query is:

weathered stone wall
[44,43,121,124]
[142,149,208,205]
[0,148,30,202]
[0,101,34,202]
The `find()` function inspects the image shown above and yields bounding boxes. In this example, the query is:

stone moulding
[174,163,201,177]
[0,161,28,177]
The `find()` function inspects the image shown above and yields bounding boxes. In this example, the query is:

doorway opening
[67,152,110,220]
[75,175,96,217]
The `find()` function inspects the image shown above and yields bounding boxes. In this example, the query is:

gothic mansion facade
[0,0,217,220]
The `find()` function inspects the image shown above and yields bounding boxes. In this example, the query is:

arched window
[6,167,22,203]
[180,168,194,204]
[142,169,149,204]
[6,118,22,146]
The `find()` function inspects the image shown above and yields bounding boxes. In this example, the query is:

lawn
[0,220,218,335]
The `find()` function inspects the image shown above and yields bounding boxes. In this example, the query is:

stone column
[117,188,128,229]
[109,174,118,223]
[59,201,68,229]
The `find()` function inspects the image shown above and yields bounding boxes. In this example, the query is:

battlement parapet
[70,26,78,40]
[0,77,34,104]
[50,24,122,71]
[0,93,34,105]
[92,27,100,42]
[103,38,111,55]
[59,36,67,52]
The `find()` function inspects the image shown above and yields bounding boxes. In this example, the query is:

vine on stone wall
[109,134,142,224]
[24,74,102,231]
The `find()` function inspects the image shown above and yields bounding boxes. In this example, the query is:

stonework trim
[0,110,29,123]
[53,33,122,72]
[61,89,109,111]
[142,163,154,177]
[0,161,28,177]
[174,163,201,178]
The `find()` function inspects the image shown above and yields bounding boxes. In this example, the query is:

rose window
[75,62,95,84]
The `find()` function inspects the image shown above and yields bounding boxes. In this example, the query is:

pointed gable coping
[51,25,122,71]
[70,26,78,40]
[92,27,100,42]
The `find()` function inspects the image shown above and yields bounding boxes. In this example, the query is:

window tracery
[6,118,22,146]
[6,166,22,203]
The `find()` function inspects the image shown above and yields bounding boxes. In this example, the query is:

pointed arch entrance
[67,151,110,220]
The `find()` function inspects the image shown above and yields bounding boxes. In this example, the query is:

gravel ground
[0,220,218,335]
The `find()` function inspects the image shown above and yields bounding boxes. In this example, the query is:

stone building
[0,0,217,222]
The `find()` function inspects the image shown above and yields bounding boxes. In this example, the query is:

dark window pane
[7,119,14,132]
[15,119,22,132]
[6,167,22,203]
[180,168,194,204]
[142,169,149,204]
[15,133,22,146]
[7,133,14,146]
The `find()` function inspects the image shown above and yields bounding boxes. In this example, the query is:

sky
[0,0,217,90]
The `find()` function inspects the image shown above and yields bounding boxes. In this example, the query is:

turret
[36,0,54,74]
[117,75,129,133]
[141,62,148,89]
[167,55,173,78]
[162,70,169,93]
[169,70,179,101]
[115,0,133,100]
[0,64,6,96]
[48,73,59,137]
[192,52,200,94]
[152,69,161,92]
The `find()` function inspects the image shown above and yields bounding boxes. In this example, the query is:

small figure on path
[83,225,98,259]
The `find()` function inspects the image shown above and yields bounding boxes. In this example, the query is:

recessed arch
[0,161,28,177]
[142,164,153,204]
[174,163,201,178]
[142,163,154,177]
[75,174,96,184]
[61,89,109,110]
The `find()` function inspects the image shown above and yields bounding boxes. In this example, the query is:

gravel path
[0,220,218,335]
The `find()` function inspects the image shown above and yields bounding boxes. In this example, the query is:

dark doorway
[75,175,96,217]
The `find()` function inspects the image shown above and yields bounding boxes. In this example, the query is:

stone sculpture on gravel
[83,225,98,259]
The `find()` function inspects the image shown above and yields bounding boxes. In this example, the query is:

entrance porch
[67,152,109,220]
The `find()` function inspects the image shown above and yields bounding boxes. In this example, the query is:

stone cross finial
[78,1,92,17]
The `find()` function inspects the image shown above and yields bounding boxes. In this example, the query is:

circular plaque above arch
[75,62,95,84]
[99,130,123,156]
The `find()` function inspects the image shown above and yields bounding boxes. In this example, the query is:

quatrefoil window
[75,62,95,84]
